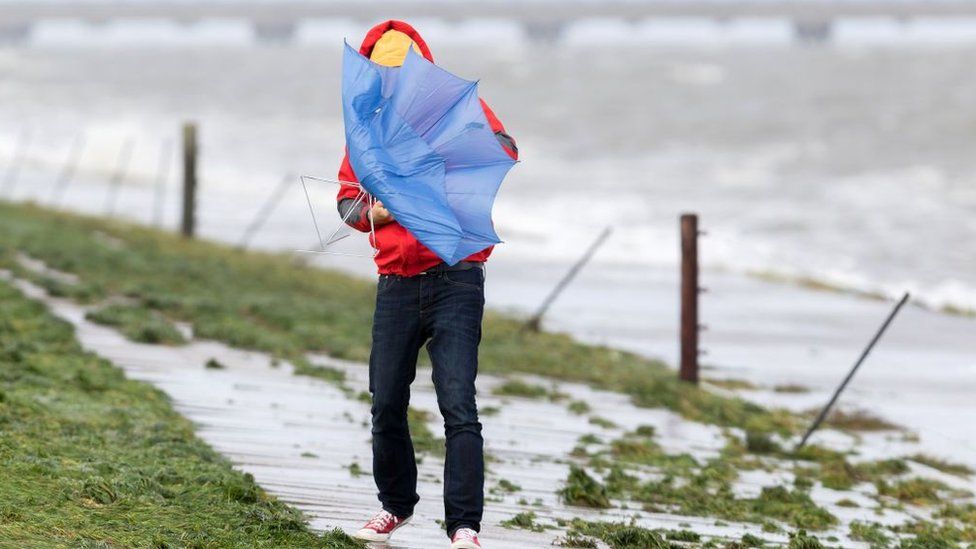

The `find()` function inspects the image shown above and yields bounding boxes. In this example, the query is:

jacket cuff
[337,197,371,232]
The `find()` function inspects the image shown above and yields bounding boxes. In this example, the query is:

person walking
[336,20,518,549]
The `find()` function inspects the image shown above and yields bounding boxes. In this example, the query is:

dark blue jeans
[369,266,485,537]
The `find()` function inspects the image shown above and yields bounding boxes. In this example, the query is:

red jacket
[336,20,518,276]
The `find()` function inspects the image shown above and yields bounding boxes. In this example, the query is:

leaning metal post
[152,139,173,227]
[795,292,911,450]
[1,127,32,198]
[50,133,86,207]
[525,225,613,332]
[103,136,135,216]
[238,173,294,249]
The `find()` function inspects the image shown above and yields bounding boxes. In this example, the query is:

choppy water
[2,26,974,313]
[3,22,976,462]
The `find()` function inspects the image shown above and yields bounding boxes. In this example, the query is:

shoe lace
[365,510,394,529]
[454,528,478,541]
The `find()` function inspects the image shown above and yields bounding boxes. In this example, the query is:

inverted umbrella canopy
[341,42,516,265]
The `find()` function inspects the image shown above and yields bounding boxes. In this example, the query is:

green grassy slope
[0,202,792,435]
[0,278,361,548]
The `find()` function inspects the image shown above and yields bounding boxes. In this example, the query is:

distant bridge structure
[2,1,976,45]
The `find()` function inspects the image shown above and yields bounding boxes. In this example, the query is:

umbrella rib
[300,175,327,251]
[324,189,367,248]
[300,174,362,188]
[300,174,368,252]
[413,84,477,140]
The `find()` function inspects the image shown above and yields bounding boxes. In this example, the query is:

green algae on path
[559,466,612,509]
[909,454,975,478]
[493,378,567,401]
[0,279,362,547]
[0,202,795,435]
[571,425,976,540]
[86,302,187,345]
[584,435,839,532]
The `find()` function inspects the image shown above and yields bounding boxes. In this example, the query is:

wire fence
[3,123,975,465]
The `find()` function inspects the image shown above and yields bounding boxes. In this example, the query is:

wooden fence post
[680,213,700,384]
[181,122,197,238]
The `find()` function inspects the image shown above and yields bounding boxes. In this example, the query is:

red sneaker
[451,527,481,548]
[353,510,411,542]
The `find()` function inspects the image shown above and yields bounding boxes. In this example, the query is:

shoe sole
[352,515,411,542]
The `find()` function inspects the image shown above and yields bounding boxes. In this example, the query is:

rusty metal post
[181,122,197,238]
[679,214,700,383]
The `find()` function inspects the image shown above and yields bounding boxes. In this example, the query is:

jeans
[368,266,485,537]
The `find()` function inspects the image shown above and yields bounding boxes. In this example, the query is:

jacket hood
[359,20,433,63]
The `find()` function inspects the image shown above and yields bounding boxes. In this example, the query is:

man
[336,20,518,549]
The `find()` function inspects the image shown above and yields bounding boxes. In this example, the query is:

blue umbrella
[341,42,516,265]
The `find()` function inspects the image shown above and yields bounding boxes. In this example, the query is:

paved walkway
[14,261,952,548]
[8,272,772,547]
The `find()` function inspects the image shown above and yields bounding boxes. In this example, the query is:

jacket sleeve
[479,99,518,161]
[335,151,372,232]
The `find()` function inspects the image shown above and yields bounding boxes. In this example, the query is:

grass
[407,408,445,457]
[876,478,961,506]
[557,521,771,549]
[606,461,836,531]
[589,416,617,429]
[0,202,796,436]
[818,408,901,432]
[0,279,361,547]
[491,478,522,494]
[849,521,892,548]
[559,466,611,508]
[493,378,566,400]
[500,511,547,532]
[745,430,783,454]
[568,399,592,414]
[705,378,759,391]
[787,530,825,549]
[893,519,976,547]
[796,454,911,492]
[739,533,767,547]
[293,358,348,385]
[86,303,186,345]
[583,430,844,531]
[559,520,679,549]
[554,532,599,548]
[774,384,811,394]
[909,455,974,478]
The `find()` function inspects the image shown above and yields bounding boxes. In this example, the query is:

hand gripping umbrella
[340,42,516,265]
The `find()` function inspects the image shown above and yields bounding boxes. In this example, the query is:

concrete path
[12,261,959,548]
[5,271,773,547]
